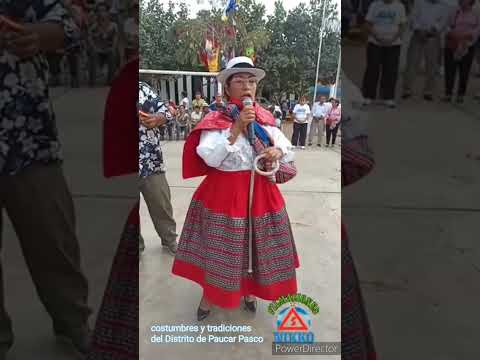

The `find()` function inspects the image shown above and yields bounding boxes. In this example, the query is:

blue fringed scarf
[222,102,273,147]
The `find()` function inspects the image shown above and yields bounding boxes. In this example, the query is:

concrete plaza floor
[2,87,137,359]
[343,41,480,359]
[139,138,342,360]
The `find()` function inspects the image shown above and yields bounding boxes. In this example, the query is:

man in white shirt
[190,105,203,128]
[291,96,311,149]
[309,95,331,147]
[402,0,450,101]
[180,91,190,111]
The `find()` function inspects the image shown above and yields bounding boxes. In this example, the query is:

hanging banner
[207,47,220,72]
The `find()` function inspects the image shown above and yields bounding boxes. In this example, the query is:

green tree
[140,0,340,100]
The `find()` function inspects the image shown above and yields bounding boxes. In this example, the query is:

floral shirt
[0,0,78,176]
[138,81,166,178]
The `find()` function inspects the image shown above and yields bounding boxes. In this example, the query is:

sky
[152,0,340,18]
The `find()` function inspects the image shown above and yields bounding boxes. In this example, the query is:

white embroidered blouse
[196,125,295,171]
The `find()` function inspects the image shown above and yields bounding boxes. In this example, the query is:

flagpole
[313,0,327,105]
[333,49,341,98]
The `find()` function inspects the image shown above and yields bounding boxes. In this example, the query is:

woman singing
[172,57,300,321]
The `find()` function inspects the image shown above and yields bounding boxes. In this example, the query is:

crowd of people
[357,0,480,107]
[47,0,139,88]
[290,95,342,149]
[155,90,343,150]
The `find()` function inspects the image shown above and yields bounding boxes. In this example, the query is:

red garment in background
[87,58,139,360]
[103,58,139,178]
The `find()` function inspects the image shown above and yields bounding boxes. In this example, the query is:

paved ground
[343,39,480,359]
[139,136,341,360]
[2,87,137,359]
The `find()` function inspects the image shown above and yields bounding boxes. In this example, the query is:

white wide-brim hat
[217,56,266,84]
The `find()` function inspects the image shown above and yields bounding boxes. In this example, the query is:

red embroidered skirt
[342,223,377,360]
[172,169,300,309]
[86,205,139,360]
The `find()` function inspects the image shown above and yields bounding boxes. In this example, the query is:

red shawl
[183,102,275,179]
[103,58,139,178]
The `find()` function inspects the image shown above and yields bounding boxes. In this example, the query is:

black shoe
[401,92,412,100]
[317,144,321,147]
[423,94,433,101]
[162,241,177,255]
[54,325,91,355]
[244,297,257,313]
[442,95,452,102]
[308,143,312,146]
[197,307,211,321]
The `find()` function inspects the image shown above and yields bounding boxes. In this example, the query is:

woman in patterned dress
[341,72,378,360]
[171,56,300,321]
[86,58,139,360]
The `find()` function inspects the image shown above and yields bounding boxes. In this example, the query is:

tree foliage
[139,0,340,99]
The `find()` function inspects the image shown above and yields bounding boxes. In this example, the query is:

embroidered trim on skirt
[172,169,300,308]
[87,207,139,360]
[342,223,377,360]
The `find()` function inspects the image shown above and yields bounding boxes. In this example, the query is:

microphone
[242,97,256,146]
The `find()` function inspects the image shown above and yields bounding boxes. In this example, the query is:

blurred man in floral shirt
[0,0,91,357]
[138,81,177,255]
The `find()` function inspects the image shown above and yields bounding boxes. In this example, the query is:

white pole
[313,0,327,106]
[333,50,341,98]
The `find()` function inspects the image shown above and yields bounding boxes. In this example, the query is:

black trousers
[89,51,115,86]
[362,43,401,100]
[444,46,476,97]
[326,124,339,145]
[46,54,62,85]
[67,51,80,87]
[291,122,308,146]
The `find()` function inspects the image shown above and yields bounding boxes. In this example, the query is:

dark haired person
[442,0,480,103]
[172,57,299,321]
[190,105,203,128]
[180,91,190,111]
[122,0,139,64]
[291,96,311,149]
[87,2,118,86]
[208,93,225,111]
[362,0,407,108]
[325,99,341,147]
[402,0,450,101]
[309,95,331,147]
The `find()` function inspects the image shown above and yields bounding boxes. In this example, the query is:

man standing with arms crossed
[138,82,178,255]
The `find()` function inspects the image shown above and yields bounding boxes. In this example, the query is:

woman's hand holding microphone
[228,104,283,168]
[228,104,256,144]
